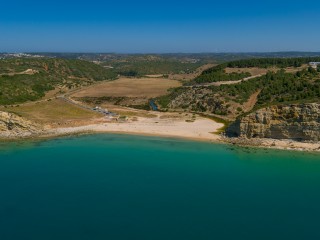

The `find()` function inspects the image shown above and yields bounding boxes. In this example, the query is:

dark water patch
[149,99,158,111]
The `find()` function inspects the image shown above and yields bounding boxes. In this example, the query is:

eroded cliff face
[0,111,43,138]
[227,103,320,141]
[167,87,243,118]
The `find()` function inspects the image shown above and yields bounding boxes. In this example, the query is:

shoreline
[1,120,320,153]
[44,117,224,143]
[222,136,320,153]
[0,115,224,143]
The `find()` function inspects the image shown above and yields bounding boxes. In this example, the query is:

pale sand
[2,113,320,152]
[47,115,320,152]
[48,116,224,142]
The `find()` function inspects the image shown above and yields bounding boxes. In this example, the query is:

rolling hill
[0,58,117,105]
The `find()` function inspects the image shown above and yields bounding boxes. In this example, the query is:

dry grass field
[285,64,309,73]
[225,65,309,75]
[0,76,184,127]
[225,67,269,76]
[0,99,100,126]
[99,104,158,118]
[72,77,181,98]
[169,64,217,81]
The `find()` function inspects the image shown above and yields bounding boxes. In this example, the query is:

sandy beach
[48,114,224,142]
[1,107,319,152]
[44,113,320,152]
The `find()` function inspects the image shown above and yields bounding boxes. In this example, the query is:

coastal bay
[0,134,320,239]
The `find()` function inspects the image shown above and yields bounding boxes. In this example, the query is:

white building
[309,62,320,69]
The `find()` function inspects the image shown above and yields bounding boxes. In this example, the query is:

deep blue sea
[0,134,320,240]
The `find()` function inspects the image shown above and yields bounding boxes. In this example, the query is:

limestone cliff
[0,111,43,138]
[227,103,320,141]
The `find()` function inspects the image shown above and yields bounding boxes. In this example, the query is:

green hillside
[0,58,117,105]
[189,57,320,85]
[103,58,203,76]
[156,57,320,119]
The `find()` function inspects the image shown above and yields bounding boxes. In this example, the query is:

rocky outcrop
[168,87,233,116]
[227,103,320,141]
[0,111,43,138]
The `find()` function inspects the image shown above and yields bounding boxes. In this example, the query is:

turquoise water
[0,134,320,240]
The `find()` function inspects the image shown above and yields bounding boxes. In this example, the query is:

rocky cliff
[167,87,239,117]
[227,103,320,141]
[0,111,43,138]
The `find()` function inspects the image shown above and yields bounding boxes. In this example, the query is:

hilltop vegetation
[100,57,203,76]
[189,69,251,85]
[0,58,117,105]
[106,55,320,77]
[217,67,320,106]
[224,57,320,68]
[156,57,320,119]
[101,55,320,77]
[200,56,320,70]
[115,61,202,76]
[189,57,320,85]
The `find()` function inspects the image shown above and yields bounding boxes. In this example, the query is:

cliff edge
[227,103,320,141]
[0,111,43,138]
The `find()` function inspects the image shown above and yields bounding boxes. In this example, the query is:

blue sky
[1,0,320,53]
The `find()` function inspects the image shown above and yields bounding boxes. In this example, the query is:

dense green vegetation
[201,57,320,72]
[189,56,320,85]
[214,67,320,106]
[156,87,189,109]
[225,57,320,68]
[257,68,320,105]
[0,58,117,105]
[107,60,202,76]
[157,57,320,118]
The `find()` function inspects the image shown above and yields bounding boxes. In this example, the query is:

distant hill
[2,51,320,63]
[2,52,320,77]
[0,58,117,105]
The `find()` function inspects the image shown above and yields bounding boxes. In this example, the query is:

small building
[309,62,320,69]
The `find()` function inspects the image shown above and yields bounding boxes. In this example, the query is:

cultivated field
[72,77,182,98]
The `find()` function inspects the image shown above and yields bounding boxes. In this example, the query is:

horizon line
[2,51,320,55]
